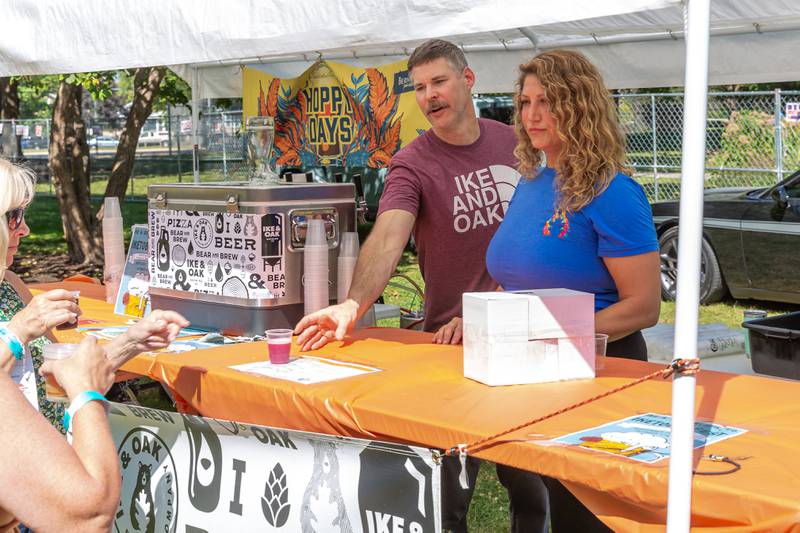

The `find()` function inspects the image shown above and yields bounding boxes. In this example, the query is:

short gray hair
[0,158,36,279]
[407,39,467,74]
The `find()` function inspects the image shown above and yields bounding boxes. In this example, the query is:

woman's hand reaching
[104,310,190,369]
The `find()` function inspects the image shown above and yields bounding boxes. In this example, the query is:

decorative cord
[445,358,701,457]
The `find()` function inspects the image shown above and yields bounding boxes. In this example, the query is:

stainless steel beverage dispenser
[147,181,357,335]
[147,115,358,335]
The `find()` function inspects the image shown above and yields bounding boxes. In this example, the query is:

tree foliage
[708,109,800,169]
[37,69,183,265]
[104,67,168,199]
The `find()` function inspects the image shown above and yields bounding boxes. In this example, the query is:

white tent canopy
[3,0,800,94]
[178,0,800,96]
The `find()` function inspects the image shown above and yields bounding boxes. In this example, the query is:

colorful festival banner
[109,402,441,532]
[243,60,430,169]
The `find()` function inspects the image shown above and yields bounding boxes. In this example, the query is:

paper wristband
[63,391,109,434]
[0,327,24,361]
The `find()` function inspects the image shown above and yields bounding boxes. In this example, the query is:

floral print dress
[0,281,65,434]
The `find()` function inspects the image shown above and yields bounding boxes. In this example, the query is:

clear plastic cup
[305,219,326,247]
[339,232,360,258]
[42,343,80,402]
[337,257,358,303]
[595,333,609,370]
[55,291,80,330]
[104,266,124,304]
[266,329,293,364]
[103,196,122,219]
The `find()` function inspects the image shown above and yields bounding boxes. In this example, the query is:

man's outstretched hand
[294,300,360,351]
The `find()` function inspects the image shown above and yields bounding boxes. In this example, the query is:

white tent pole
[191,66,200,184]
[666,0,711,531]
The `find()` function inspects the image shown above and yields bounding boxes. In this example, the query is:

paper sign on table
[114,224,152,318]
[231,356,381,384]
[78,325,211,340]
[549,412,747,463]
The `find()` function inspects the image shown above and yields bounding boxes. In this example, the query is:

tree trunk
[0,77,22,157]
[104,67,167,198]
[0,77,19,119]
[49,80,103,265]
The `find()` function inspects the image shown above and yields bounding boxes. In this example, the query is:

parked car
[652,169,800,305]
[21,136,47,149]
[88,135,119,148]
[138,131,170,146]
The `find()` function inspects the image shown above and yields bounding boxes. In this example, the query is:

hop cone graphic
[261,463,290,527]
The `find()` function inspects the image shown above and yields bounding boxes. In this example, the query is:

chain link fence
[4,90,800,203]
[0,106,248,193]
[617,89,800,201]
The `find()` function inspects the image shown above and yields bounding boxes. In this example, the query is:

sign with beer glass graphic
[242,59,429,169]
[115,225,152,318]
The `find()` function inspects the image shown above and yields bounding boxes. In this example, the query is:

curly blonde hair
[0,158,36,280]
[513,49,629,213]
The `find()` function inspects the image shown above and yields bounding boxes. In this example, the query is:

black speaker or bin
[743,311,800,380]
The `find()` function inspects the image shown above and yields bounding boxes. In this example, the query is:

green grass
[468,462,511,532]
[20,195,148,256]
[657,299,798,329]
[34,170,239,199]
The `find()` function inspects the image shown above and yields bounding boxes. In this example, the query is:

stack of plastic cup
[102,197,126,304]
[303,219,329,315]
[337,232,359,304]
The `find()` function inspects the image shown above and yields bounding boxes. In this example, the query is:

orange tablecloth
[38,283,800,531]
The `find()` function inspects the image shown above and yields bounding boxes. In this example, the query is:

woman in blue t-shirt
[486,49,660,361]
[486,50,661,533]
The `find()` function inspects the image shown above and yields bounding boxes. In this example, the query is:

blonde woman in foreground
[0,157,188,531]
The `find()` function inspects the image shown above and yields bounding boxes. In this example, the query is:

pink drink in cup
[266,329,293,364]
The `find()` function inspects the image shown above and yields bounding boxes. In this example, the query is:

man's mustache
[427,101,447,113]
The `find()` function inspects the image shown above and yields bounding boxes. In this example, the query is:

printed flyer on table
[550,413,747,463]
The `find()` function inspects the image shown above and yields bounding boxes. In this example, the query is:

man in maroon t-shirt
[294,40,547,533]
[294,45,519,345]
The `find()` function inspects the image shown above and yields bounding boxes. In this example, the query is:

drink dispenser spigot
[352,173,367,225]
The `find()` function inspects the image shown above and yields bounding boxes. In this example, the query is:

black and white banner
[148,209,286,300]
[109,403,441,532]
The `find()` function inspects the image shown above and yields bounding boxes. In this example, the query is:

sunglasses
[5,208,26,231]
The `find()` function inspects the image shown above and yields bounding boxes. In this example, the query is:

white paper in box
[463,289,594,340]
[556,336,595,380]
[464,339,559,386]
[462,292,529,342]
[462,290,595,386]
[463,336,595,386]
[511,288,594,339]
